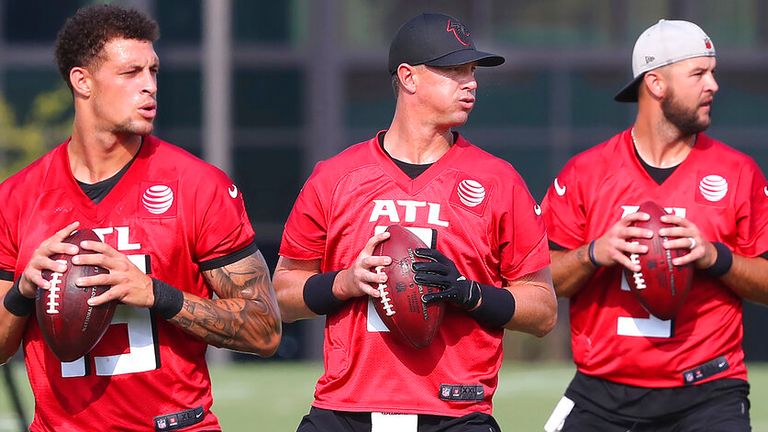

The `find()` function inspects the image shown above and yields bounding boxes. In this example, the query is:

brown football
[36,228,115,362]
[373,225,445,349]
[624,201,694,320]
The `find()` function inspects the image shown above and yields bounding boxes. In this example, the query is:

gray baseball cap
[615,19,716,102]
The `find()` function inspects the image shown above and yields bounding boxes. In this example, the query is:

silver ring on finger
[687,237,697,250]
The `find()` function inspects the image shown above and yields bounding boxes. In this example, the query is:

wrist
[331,269,352,301]
[588,240,602,268]
[467,284,516,328]
[151,278,185,320]
[16,277,36,299]
[304,271,346,315]
[3,279,35,317]
[702,242,733,278]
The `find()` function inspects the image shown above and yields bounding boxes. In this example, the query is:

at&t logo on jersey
[449,176,490,216]
[696,174,728,205]
[456,179,486,207]
[139,181,177,217]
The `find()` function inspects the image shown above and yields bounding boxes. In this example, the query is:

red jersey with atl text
[542,129,768,388]
[0,136,255,431]
[280,133,549,416]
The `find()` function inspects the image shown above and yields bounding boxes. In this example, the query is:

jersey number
[61,254,159,378]
[616,274,672,338]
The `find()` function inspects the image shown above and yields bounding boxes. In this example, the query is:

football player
[542,19,768,432]
[274,12,556,432]
[0,5,281,431]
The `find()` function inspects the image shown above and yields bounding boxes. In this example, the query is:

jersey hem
[575,367,748,388]
[311,400,492,417]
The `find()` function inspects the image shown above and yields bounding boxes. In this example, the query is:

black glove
[412,248,481,310]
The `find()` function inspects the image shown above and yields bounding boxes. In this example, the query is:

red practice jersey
[280,133,549,417]
[0,136,255,431]
[542,129,768,388]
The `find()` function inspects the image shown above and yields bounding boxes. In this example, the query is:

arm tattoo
[170,251,281,355]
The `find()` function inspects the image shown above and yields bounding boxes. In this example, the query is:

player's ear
[642,70,665,99]
[396,63,418,94]
[70,67,92,98]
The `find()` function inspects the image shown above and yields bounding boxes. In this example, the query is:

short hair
[54,4,159,90]
[391,74,400,99]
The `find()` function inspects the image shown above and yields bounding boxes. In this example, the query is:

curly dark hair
[54,4,159,90]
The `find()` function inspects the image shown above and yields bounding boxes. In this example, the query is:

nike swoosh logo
[228,185,238,199]
[764,186,768,197]
[554,178,566,196]
[534,204,542,216]
[196,411,203,419]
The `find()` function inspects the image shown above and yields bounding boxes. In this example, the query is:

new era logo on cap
[615,19,716,102]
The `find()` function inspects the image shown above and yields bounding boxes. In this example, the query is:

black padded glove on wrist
[412,248,481,310]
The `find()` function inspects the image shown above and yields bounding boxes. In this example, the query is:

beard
[661,89,711,136]
[111,117,154,137]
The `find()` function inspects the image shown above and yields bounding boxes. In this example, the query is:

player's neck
[69,124,143,184]
[631,122,695,169]
[384,119,453,164]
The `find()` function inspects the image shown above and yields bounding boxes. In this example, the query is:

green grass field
[1,361,767,431]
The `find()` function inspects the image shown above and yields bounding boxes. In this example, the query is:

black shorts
[296,407,502,432]
[557,372,751,432]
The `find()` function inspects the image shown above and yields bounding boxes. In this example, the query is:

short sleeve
[499,177,550,281]
[0,183,19,278]
[541,158,587,250]
[193,167,255,264]
[733,159,768,257]
[279,162,329,260]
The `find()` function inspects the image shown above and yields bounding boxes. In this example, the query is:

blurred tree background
[0,88,71,180]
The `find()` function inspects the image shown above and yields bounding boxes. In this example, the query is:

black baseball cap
[388,13,505,75]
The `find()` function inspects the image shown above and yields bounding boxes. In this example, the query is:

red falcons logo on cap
[446,20,470,46]
[704,38,712,49]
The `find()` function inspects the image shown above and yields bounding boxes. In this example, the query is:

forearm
[503,269,557,336]
[273,267,320,323]
[720,253,768,305]
[0,312,28,364]
[169,293,281,355]
[0,281,30,364]
[167,251,281,356]
[273,257,352,323]
[550,246,597,298]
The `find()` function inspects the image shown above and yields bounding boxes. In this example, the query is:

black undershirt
[634,146,679,185]
[76,144,141,203]
[377,131,435,179]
